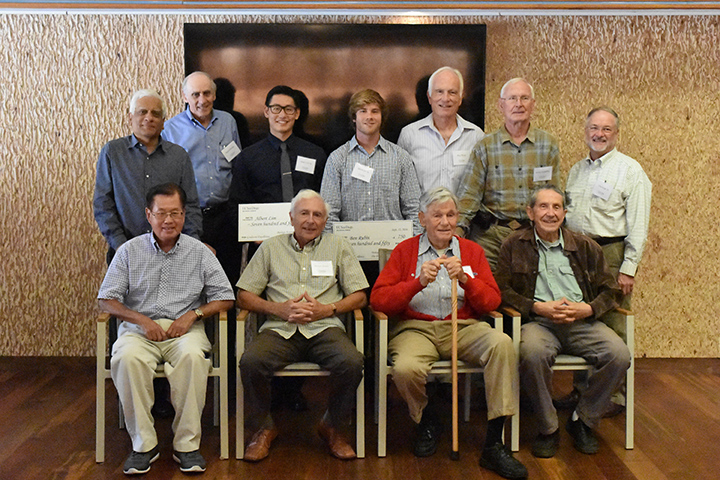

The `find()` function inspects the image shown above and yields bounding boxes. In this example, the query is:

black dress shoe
[553,388,581,410]
[413,420,439,457]
[531,429,560,458]
[479,442,528,480]
[566,417,599,454]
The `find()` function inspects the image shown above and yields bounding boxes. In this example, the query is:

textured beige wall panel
[0,13,718,356]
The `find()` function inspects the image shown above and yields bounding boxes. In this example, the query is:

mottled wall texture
[0,13,717,357]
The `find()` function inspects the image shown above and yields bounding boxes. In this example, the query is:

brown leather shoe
[317,421,356,460]
[244,428,278,462]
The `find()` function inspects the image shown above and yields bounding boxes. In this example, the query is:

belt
[201,202,228,216]
[592,236,625,246]
[496,218,529,230]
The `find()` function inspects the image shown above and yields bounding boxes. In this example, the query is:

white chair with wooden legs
[503,306,634,451]
[235,308,365,459]
[96,310,229,463]
[373,307,507,457]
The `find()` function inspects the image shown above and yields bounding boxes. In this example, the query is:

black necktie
[280,142,294,202]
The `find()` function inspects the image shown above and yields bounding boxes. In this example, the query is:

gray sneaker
[173,450,206,473]
[123,446,159,475]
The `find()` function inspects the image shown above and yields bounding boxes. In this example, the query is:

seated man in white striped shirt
[237,190,369,462]
[398,66,485,196]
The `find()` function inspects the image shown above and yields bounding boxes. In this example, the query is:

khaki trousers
[111,320,211,453]
[388,319,518,424]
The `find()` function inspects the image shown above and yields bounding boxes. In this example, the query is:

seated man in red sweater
[370,187,526,480]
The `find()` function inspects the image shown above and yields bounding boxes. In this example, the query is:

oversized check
[238,203,293,242]
[332,220,413,261]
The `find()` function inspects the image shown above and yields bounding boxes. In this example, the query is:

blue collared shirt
[163,107,241,208]
[93,134,203,251]
[98,233,235,336]
[408,233,466,319]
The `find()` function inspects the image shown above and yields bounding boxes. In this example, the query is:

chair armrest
[486,310,503,330]
[353,308,364,323]
[369,307,388,322]
[237,309,250,323]
[615,307,633,316]
[97,312,111,323]
[499,306,521,318]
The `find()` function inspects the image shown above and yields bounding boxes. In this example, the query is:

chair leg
[236,314,245,460]
[463,373,471,422]
[356,375,365,458]
[96,324,106,463]
[625,358,634,449]
[377,318,389,458]
[218,314,229,459]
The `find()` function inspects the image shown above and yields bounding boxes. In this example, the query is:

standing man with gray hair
[561,107,651,415]
[163,71,242,287]
[398,66,485,196]
[94,87,204,429]
[94,88,203,262]
[455,78,561,270]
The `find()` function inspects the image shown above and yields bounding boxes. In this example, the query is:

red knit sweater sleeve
[370,236,501,320]
[370,237,425,317]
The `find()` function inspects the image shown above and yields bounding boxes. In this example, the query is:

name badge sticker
[462,265,475,279]
[311,260,334,277]
[592,180,613,201]
[295,156,316,174]
[533,166,553,182]
[452,150,471,166]
[351,163,374,183]
[221,141,241,162]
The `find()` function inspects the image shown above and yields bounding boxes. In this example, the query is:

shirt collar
[534,227,564,250]
[420,113,474,135]
[130,134,165,153]
[149,232,181,254]
[290,232,321,252]
[417,232,459,257]
[500,124,536,145]
[183,105,218,128]
[584,147,618,166]
[349,135,388,154]
[268,133,295,150]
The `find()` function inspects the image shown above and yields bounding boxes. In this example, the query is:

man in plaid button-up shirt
[456,78,561,270]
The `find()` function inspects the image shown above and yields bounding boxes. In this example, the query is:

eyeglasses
[267,104,298,115]
[150,211,185,220]
[501,96,533,104]
[587,125,616,134]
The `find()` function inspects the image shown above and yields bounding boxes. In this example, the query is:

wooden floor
[0,357,719,480]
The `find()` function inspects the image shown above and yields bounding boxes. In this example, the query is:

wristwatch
[194,308,205,320]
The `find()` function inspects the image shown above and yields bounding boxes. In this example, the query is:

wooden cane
[450,277,460,460]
